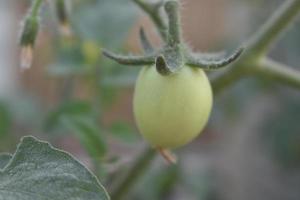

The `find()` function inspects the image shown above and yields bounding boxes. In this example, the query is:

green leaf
[45,100,94,132]
[0,136,110,200]
[0,153,12,169]
[44,101,106,158]
[62,116,107,158]
[109,121,140,143]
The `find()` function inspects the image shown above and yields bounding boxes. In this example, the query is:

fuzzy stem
[212,0,300,94]
[102,49,156,65]
[110,148,156,200]
[31,0,44,17]
[165,0,182,45]
[249,0,300,57]
[256,58,300,89]
[133,0,168,41]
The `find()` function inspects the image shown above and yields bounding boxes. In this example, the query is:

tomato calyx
[102,0,244,77]
[102,0,243,163]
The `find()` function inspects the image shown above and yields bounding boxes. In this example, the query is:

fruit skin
[133,65,213,149]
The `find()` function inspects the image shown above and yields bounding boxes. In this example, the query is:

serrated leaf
[0,153,12,169]
[0,136,110,200]
[62,116,107,158]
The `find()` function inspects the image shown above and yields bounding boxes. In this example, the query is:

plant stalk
[211,0,300,94]
[110,148,156,200]
[248,0,300,57]
[133,0,168,40]
[165,0,182,44]
[256,58,300,89]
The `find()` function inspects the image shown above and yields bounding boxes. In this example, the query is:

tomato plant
[0,0,299,200]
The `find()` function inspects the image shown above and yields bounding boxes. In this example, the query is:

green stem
[256,58,300,89]
[110,148,156,200]
[31,0,44,17]
[164,0,182,44]
[248,0,300,57]
[133,0,168,41]
[211,0,300,94]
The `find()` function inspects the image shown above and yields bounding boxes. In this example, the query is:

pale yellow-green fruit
[133,65,213,149]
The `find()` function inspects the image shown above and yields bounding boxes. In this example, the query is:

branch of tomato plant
[132,0,168,40]
[212,0,300,94]
[249,0,300,57]
[109,0,300,199]
[256,58,300,89]
[110,148,156,200]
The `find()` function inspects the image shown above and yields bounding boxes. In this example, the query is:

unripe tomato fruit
[133,65,212,149]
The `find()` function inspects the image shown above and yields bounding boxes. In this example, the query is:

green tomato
[133,65,213,149]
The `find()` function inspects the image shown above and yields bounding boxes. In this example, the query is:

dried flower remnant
[59,22,72,38]
[19,15,39,70]
[56,0,73,38]
[20,45,34,71]
[19,0,44,71]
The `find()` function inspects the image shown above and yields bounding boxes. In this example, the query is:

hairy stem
[164,0,182,44]
[110,148,156,200]
[249,0,300,57]
[133,0,168,40]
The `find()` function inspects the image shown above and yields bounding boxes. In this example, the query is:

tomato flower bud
[56,0,72,38]
[19,16,39,70]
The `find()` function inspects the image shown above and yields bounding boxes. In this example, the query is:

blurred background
[0,0,300,199]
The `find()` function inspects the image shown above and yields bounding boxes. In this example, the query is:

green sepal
[20,16,39,46]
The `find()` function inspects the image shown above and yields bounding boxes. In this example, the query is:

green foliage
[109,121,140,143]
[45,101,106,158]
[0,136,109,200]
[45,100,95,132]
[48,42,88,76]
[62,116,107,158]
